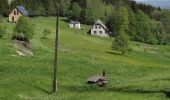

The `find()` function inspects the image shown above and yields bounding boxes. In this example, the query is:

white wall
[91,25,108,36]
[69,23,81,29]
[9,9,22,22]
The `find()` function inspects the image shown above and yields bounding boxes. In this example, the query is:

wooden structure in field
[87,70,108,86]
[9,6,29,23]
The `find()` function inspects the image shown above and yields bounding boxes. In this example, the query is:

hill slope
[0,17,170,100]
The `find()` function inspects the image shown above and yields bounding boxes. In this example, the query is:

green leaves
[69,3,81,20]
[113,30,129,55]
[60,0,70,17]
[43,29,51,39]
[107,7,129,34]
[13,16,34,41]
[0,25,7,39]
[128,10,166,45]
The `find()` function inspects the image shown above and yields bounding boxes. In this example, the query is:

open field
[0,17,170,100]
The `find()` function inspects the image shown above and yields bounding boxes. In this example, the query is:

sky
[134,0,170,9]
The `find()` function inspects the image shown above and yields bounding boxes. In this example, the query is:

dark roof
[16,6,29,16]
[70,20,80,24]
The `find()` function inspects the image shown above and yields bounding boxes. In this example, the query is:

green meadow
[0,17,170,100]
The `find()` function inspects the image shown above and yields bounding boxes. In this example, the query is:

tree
[0,17,7,39]
[134,10,159,44]
[151,21,166,44]
[68,3,81,20]
[46,0,56,15]
[160,11,170,44]
[112,29,129,55]
[83,9,95,24]
[60,0,70,16]
[117,7,129,31]
[107,7,129,34]
[151,10,162,21]
[43,29,51,39]
[85,0,110,23]
[128,11,136,40]
[0,0,9,16]
[13,16,34,42]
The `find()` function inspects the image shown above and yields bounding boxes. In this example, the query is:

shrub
[112,30,130,55]
[0,25,7,39]
[13,16,34,42]
[43,29,51,39]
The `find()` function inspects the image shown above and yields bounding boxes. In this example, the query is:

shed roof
[70,20,80,24]
[16,6,29,16]
[87,75,102,83]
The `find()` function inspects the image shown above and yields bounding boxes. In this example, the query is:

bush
[0,25,7,39]
[13,16,34,42]
[112,30,130,55]
[43,29,51,39]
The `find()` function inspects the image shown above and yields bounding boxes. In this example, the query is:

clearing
[0,17,170,100]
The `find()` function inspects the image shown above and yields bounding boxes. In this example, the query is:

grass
[0,17,170,100]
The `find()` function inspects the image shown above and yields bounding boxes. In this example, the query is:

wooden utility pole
[53,2,59,93]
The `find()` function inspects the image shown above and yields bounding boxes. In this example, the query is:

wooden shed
[9,6,29,23]
[87,75,108,86]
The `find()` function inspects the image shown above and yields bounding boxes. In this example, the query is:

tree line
[0,0,170,45]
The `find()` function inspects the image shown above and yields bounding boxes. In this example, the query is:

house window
[14,10,16,15]
[94,31,97,34]
[12,16,14,22]
[95,26,97,29]
[99,26,101,29]
[99,31,102,34]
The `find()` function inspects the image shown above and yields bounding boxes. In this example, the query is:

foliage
[151,10,162,21]
[60,0,70,17]
[0,17,7,39]
[13,16,34,41]
[0,0,9,16]
[128,11,136,40]
[46,0,56,15]
[83,9,96,25]
[128,10,166,45]
[160,11,170,44]
[107,7,129,34]
[0,25,7,39]
[151,21,166,45]
[43,29,51,39]
[68,3,81,20]
[112,30,129,55]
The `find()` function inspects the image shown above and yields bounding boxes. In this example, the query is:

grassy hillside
[1,17,170,100]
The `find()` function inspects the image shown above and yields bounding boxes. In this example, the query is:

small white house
[88,19,109,37]
[69,21,81,29]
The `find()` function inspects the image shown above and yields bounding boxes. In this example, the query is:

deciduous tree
[13,16,34,42]
[112,29,129,55]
